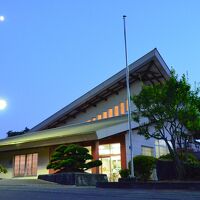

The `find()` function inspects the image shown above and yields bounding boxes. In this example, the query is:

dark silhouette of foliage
[119,168,130,178]
[0,164,7,174]
[47,144,102,173]
[7,127,30,137]
[157,152,200,180]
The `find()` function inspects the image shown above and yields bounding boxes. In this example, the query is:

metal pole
[123,15,134,178]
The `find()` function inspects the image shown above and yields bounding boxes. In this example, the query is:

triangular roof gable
[31,48,170,131]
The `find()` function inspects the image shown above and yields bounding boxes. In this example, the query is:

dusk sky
[0,0,200,139]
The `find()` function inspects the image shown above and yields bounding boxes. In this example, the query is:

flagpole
[123,15,134,178]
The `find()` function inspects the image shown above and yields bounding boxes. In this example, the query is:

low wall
[96,181,200,190]
[38,172,108,186]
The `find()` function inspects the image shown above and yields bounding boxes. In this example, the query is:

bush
[0,164,7,174]
[132,155,157,181]
[159,153,173,161]
[119,169,130,178]
[158,152,200,180]
[159,152,199,162]
[47,144,102,173]
[184,161,200,180]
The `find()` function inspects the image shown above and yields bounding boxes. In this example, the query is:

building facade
[0,49,170,181]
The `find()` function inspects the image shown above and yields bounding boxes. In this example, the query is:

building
[0,49,171,181]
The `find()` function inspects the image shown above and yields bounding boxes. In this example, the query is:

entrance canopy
[0,116,128,152]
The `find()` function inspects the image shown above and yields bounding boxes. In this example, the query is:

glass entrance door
[100,157,111,181]
[110,155,121,181]
[99,143,121,182]
[100,155,121,182]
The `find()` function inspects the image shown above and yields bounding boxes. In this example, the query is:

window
[110,143,121,155]
[103,112,108,119]
[108,108,113,118]
[85,146,92,173]
[141,146,154,156]
[14,153,38,177]
[120,102,125,115]
[155,140,169,158]
[85,146,92,155]
[97,114,102,120]
[99,143,120,155]
[114,106,119,116]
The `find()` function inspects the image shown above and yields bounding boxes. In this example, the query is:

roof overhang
[31,48,170,131]
[0,116,128,152]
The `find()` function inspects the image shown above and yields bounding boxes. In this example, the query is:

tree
[132,70,200,179]
[7,127,30,137]
[47,144,102,173]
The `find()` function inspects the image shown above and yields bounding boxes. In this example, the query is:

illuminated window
[85,146,92,173]
[110,143,121,154]
[99,143,120,155]
[92,117,96,121]
[141,146,154,156]
[155,140,169,158]
[108,108,113,118]
[97,114,102,120]
[120,102,125,115]
[99,144,110,155]
[14,153,38,177]
[114,106,119,116]
[86,119,91,122]
[85,146,92,155]
[103,112,108,119]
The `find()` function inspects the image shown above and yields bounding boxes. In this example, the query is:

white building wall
[125,127,156,166]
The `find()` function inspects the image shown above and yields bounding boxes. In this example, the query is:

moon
[0,16,5,21]
[0,99,7,110]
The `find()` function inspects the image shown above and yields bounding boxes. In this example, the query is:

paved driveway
[1,179,200,200]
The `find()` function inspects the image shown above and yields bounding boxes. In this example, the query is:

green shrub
[47,144,102,173]
[0,164,7,174]
[119,169,130,178]
[132,155,157,181]
[159,153,173,161]
[159,152,199,163]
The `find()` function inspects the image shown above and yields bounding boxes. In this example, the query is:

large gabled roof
[31,48,170,131]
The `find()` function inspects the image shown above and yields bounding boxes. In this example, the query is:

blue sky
[0,0,199,138]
